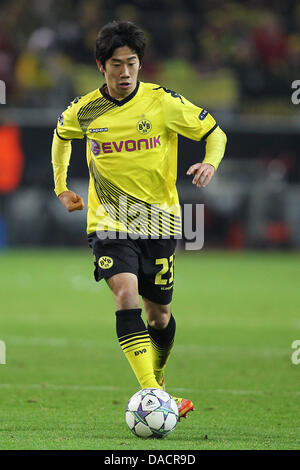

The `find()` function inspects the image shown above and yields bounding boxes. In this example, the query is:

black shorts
[87,232,177,305]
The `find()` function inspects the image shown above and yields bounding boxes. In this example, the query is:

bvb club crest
[98,256,113,269]
[137,119,152,135]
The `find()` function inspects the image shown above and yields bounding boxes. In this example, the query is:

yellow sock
[119,331,161,389]
[116,309,161,389]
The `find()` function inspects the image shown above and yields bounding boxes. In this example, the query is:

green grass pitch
[0,248,299,450]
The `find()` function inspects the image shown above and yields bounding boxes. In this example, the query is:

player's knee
[147,312,170,330]
[115,286,139,310]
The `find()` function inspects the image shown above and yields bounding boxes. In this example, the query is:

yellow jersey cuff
[51,129,72,197]
[202,126,227,171]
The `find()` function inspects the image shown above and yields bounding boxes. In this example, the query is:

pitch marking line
[3,336,290,357]
[0,383,299,396]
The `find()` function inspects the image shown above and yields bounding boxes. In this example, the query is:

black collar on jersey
[99,81,140,106]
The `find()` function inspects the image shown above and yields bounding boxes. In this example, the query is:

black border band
[201,123,218,141]
[99,81,140,106]
[56,129,71,141]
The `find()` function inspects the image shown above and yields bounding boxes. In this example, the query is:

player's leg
[142,296,194,418]
[106,272,162,389]
[87,233,161,390]
[138,238,177,388]
[138,238,194,418]
[142,298,175,388]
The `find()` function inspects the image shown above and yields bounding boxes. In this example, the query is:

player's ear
[96,59,105,74]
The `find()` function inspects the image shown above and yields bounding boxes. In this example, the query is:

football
[125,388,179,438]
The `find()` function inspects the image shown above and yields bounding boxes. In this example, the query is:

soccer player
[51,21,227,419]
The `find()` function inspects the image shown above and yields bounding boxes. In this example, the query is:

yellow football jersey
[55,81,217,236]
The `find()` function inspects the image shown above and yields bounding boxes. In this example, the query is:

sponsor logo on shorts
[98,256,113,269]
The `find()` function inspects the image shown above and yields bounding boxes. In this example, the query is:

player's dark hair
[95,21,146,68]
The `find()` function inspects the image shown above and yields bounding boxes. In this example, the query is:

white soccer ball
[125,388,179,438]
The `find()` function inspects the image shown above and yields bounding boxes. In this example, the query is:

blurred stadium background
[0,0,300,250]
[1,0,300,451]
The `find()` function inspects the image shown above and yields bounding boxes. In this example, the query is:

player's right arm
[51,98,85,212]
[57,190,84,212]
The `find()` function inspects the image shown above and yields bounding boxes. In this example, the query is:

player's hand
[58,190,85,212]
[186,163,215,188]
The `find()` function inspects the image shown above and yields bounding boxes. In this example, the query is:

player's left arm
[159,88,227,188]
[186,126,227,187]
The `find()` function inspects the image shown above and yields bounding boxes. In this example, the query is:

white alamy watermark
[183,203,204,251]
[0,80,6,104]
[291,80,300,104]
[291,340,300,365]
[95,199,204,250]
[0,340,6,364]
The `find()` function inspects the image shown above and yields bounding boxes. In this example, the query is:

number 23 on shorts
[155,254,174,285]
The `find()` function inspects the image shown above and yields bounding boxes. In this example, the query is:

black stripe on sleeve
[56,128,71,141]
[201,123,218,141]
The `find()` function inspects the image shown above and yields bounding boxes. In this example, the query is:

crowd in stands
[0,0,299,112]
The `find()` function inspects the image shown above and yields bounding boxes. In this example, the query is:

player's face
[97,46,141,100]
